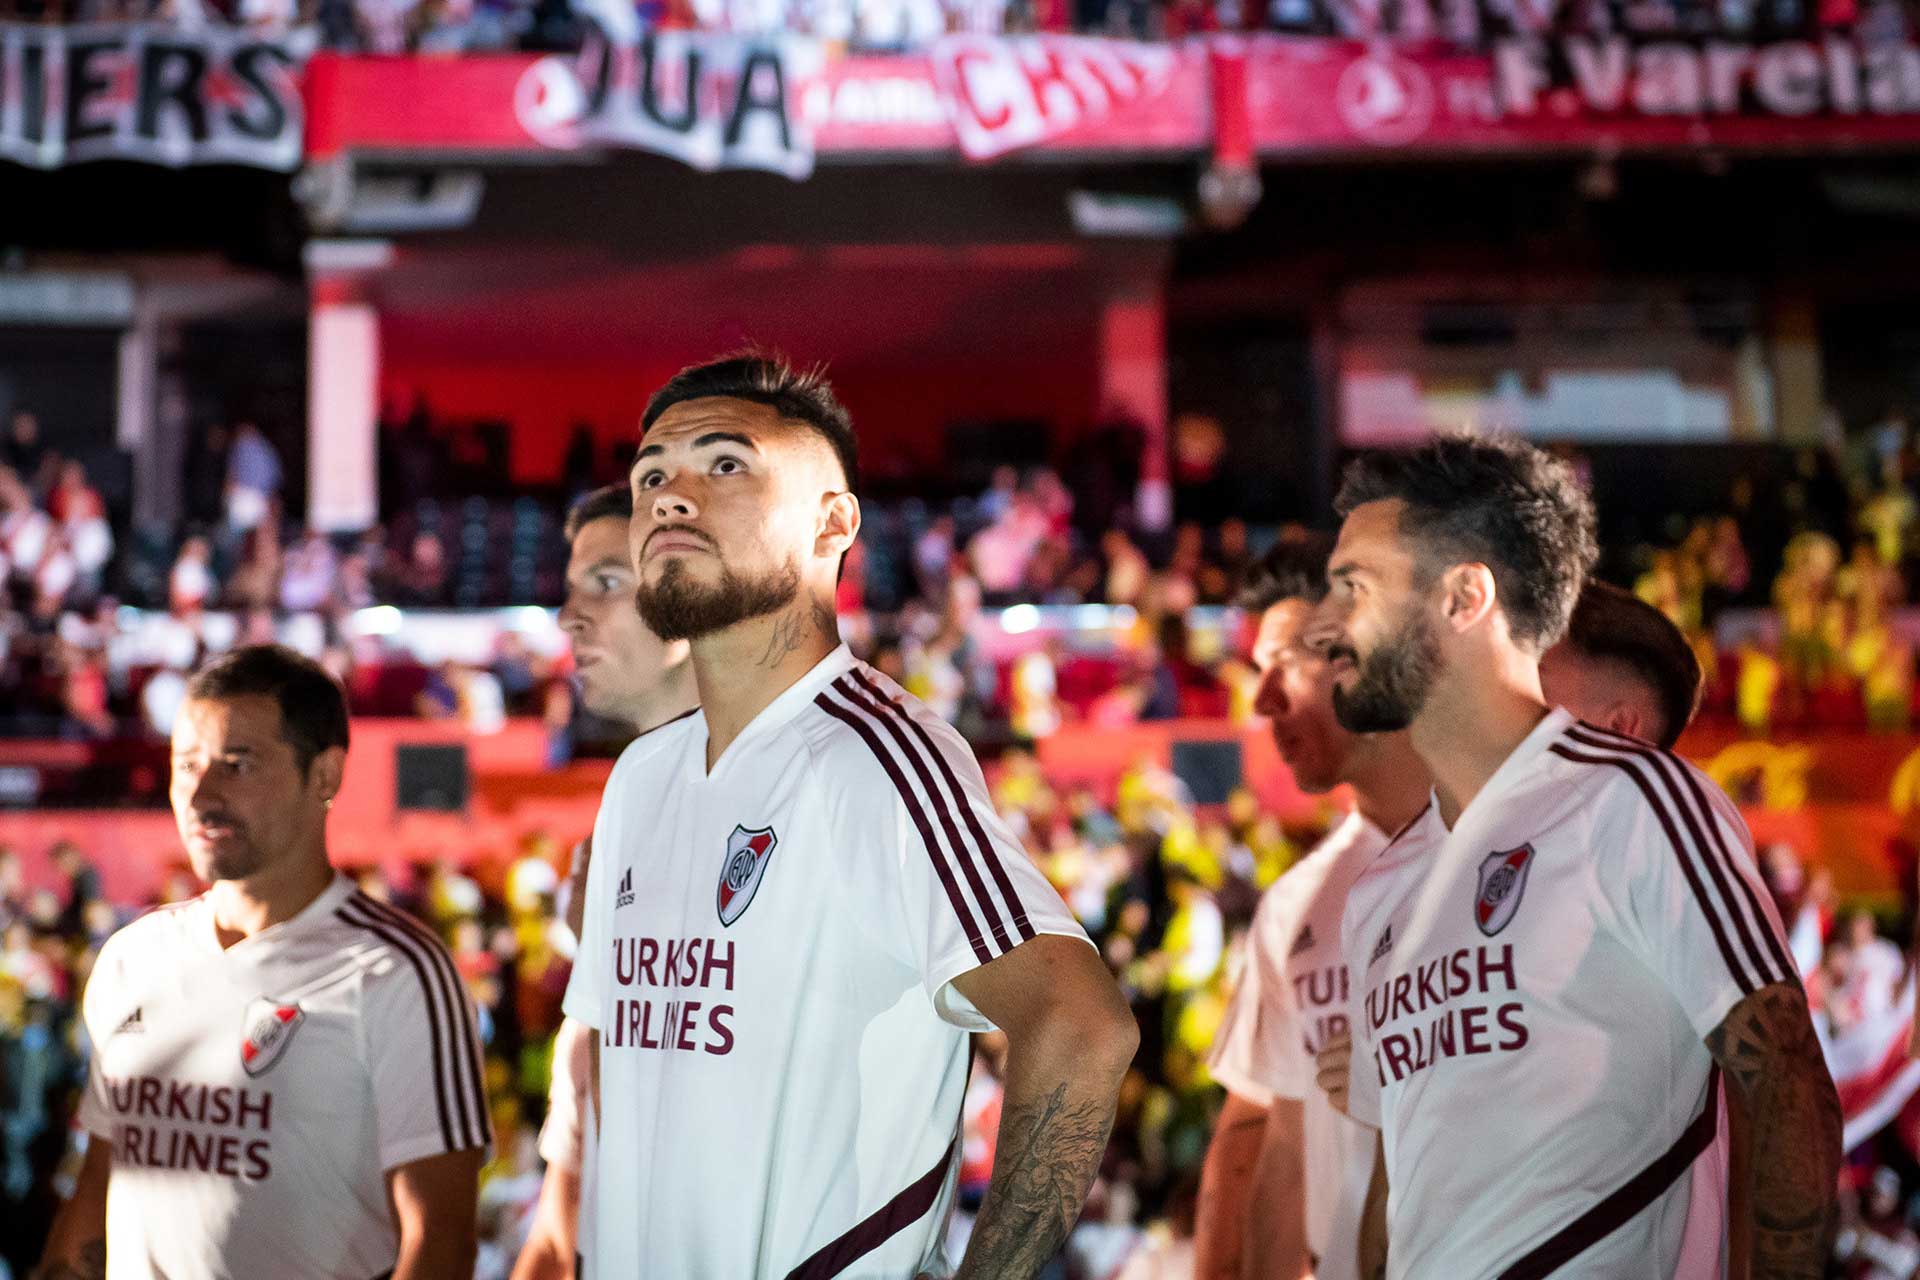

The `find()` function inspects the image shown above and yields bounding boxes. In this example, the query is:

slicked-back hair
[1562,579,1702,749]
[184,644,350,775]
[565,483,633,542]
[1237,531,1337,612]
[1335,434,1598,652]
[641,349,859,494]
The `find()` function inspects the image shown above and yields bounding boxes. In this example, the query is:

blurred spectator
[279,528,340,613]
[223,421,282,536]
[1,412,47,490]
[168,535,215,614]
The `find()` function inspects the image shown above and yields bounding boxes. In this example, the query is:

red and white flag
[930,35,1176,160]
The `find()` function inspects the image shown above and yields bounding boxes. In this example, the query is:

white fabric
[1208,811,1386,1280]
[77,875,490,1280]
[564,646,1089,1280]
[1340,711,1792,1280]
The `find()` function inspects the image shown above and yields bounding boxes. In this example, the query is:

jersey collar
[202,872,358,956]
[1438,705,1575,836]
[703,644,857,772]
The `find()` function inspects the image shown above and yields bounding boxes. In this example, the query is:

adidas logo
[1369,925,1394,967]
[113,1007,145,1036]
[1290,924,1315,957]
[615,868,635,910]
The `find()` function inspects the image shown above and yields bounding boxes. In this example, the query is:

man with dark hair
[1542,579,1702,751]
[565,351,1136,1279]
[38,644,488,1280]
[1197,533,1428,1280]
[641,347,859,494]
[1318,435,1838,1278]
[1199,542,1710,1280]
[512,485,698,1280]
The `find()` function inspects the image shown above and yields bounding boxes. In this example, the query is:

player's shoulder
[600,707,702,807]
[798,659,982,802]
[95,895,208,968]
[1543,719,1735,829]
[326,890,460,990]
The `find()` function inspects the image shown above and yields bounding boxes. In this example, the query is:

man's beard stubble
[1331,604,1443,734]
[636,555,802,642]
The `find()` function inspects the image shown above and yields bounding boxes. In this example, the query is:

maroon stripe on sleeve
[815,691,993,965]
[783,1138,956,1280]
[335,901,459,1152]
[1573,723,1798,986]
[833,674,1014,952]
[350,893,493,1147]
[1495,1069,1720,1280]
[1564,726,1788,990]
[1547,743,1757,994]
[849,668,1036,941]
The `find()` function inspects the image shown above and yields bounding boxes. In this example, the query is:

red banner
[305,38,1209,163]
[1243,33,1920,154]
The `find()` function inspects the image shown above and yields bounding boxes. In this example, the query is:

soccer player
[563,352,1138,1279]
[1198,558,1708,1280]
[1196,534,1428,1280]
[37,645,489,1280]
[1318,435,1839,1278]
[513,483,698,1280]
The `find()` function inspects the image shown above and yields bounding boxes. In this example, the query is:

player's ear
[1600,701,1645,743]
[309,746,347,811]
[1441,563,1498,634]
[815,490,860,561]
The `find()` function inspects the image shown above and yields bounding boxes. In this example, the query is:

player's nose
[650,485,698,523]
[1303,604,1345,654]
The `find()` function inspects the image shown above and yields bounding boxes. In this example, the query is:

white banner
[0,22,313,171]
[568,29,821,179]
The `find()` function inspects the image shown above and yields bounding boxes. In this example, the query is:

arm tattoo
[955,1083,1115,1280]
[1704,981,1841,1279]
[35,1240,106,1280]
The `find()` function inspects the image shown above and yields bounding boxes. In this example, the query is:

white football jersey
[76,874,490,1280]
[563,646,1088,1279]
[1208,810,1384,1280]
[1342,710,1793,1280]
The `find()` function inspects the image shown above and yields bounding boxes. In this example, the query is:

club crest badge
[240,999,304,1077]
[1474,845,1535,937]
[717,825,778,927]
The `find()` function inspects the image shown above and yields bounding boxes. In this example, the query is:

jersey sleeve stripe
[1574,723,1798,985]
[1493,1068,1721,1280]
[814,689,995,965]
[348,893,494,1148]
[335,900,461,1153]
[1546,742,1759,994]
[849,667,1036,942]
[1564,726,1794,988]
[781,1136,957,1280]
[831,674,1015,953]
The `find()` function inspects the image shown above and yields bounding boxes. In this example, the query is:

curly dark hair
[1335,434,1598,652]
[641,348,858,493]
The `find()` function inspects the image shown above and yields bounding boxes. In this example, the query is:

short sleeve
[74,937,124,1140]
[562,800,618,1031]
[1339,894,1383,1129]
[817,673,1089,1032]
[363,943,492,1171]
[1604,759,1797,1039]
[537,1016,592,1172]
[1208,890,1305,1106]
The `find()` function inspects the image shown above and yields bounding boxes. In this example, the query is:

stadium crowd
[5,401,1920,746]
